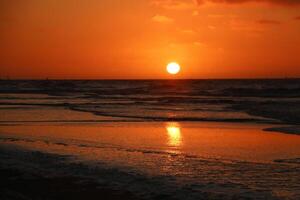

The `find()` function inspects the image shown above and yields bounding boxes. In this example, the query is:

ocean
[0,79,300,199]
[1,79,300,123]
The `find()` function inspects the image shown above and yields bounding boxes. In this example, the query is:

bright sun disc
[167,62,181,75]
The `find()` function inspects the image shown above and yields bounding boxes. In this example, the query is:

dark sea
[1,79,300,124]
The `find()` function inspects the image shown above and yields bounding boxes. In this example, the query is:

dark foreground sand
[0,146,143,200]
[0,169,142,200]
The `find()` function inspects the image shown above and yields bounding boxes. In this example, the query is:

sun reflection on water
[166,122,182,147]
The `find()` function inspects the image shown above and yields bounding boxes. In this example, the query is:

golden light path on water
[166,122,182,147]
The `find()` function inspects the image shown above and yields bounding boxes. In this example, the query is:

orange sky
[1,0,300,79]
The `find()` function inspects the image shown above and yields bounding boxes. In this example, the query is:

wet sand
[1,122,300,162]
[1,122,300,199]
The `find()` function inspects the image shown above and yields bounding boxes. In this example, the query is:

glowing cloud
[152,14,174,23]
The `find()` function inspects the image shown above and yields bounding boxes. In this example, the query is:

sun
[167,62,181,75]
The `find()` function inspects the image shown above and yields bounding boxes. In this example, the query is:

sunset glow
[0,1,300,79]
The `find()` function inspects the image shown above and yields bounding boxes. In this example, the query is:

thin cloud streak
[256,19,281,25]
[196,0,300,6]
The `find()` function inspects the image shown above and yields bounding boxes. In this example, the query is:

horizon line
[1,77,300,81]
